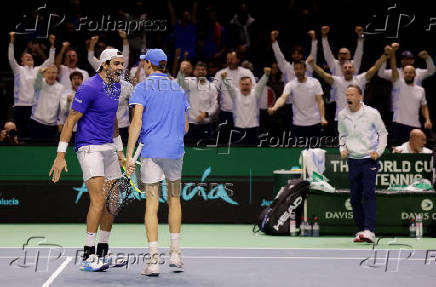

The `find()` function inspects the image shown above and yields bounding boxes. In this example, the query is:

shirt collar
[344,103,366,118]
[149,72,168,77]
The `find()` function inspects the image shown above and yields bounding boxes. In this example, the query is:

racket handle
[133,143,144,162]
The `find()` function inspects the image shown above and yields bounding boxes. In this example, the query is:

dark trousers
[292,123,322,138]
[13,106,32,139]
[217,111,234,145]
[28,119,58,143]
[233,127,259,146]
[185,123,212,145]
[391,122,416,146]
[348,158,378,232]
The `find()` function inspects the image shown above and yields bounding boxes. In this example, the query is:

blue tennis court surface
[2,246,435,287]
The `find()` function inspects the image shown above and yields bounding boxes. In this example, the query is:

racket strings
[105,177,135,216]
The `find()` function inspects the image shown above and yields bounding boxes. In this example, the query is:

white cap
[97,49,123,72]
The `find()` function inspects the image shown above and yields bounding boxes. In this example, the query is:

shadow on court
[1,246,435,287]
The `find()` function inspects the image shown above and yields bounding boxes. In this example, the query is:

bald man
[393,129,433,154]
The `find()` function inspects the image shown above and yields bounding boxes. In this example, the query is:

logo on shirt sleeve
[74,98,83,104]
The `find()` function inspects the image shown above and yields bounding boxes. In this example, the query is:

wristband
[57,141,68,153]
[114,135,124,152]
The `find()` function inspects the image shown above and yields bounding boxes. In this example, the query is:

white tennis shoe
[169,249,184,272]
[141,253,160,276]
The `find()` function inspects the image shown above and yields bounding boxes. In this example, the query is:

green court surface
[1,223,435,250]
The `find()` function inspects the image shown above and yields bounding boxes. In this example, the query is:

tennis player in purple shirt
[49,49,126,272]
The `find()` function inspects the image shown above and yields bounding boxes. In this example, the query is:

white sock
[148,241,158,254]
[99,230,111,244]
[170,233,180,251]
[85,232,96,247]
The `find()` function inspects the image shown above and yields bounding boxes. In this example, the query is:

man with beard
[388,47,432,143]
[267,61,326,140]
[338,84,387,243]
[49,49,126,271]
[55,42,89,90]
[307,52,386,131]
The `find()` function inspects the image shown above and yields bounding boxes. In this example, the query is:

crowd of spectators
[1,0,435,152]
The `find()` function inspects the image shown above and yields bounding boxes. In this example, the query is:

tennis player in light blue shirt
[126,49,189,276]
[338,84,387,244]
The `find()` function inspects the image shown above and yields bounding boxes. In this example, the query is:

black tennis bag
[254,179,310,235]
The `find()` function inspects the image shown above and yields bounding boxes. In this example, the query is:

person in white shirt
[130,59,147,85]
[393,129,433,154]
[8,32,56,139]
[377,43,435,114]
[55,42,89,90]
[271,30,318,131]
[178,61,218,144]
[117,79,134,143]
[87,31,130,73]
[221,67,270,145]
[267,61,326,139]
[378,44,435,87]
[338,84,388,244]
[29,66,65,142]
[307,52,386,128]
[59,72,84,144]
[214,50,256,144]
[321,26,364,76]
[388,46,432,144]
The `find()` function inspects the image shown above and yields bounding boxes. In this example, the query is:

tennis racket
[105,143,143,216]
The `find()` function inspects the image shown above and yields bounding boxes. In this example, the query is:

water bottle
[289,212,296,236]
[300,216,306,236]
[409,218,416,238]
[306,219,312,237]
[416,214,423,239]
[312,217,320,237]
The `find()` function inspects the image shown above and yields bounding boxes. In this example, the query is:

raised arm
[55,42,70,69]
[8,32,19,73]
[119,30,129,70]
[365,54,387,81]
[192,0,198,25]
[87,36,100,71]
[387,46,399,82]
[40,34,56,67]
[417,50,436,80]
[271,31,290,74]
[352,26,364,73]
[255,68,271,98]
[172,48,182,77]
[168,0,177,26]
[176,62,190,91]
[307,30,318,74]
[307,55,334,85]
[221,72,237,98]
[321,26,337,71]
[135,60,145,84]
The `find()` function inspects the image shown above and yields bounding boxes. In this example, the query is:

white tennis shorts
[140,157,183,184]
[76,143,122,182]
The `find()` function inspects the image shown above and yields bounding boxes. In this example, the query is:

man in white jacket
[338,84,388,244]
